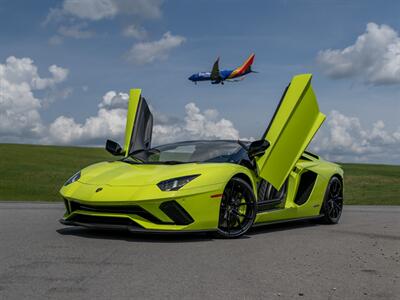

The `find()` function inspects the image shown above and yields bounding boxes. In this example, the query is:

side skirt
[252,214,324,228]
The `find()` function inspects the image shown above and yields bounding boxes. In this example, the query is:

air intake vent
[294,171,318,205]
[159,201,194,225]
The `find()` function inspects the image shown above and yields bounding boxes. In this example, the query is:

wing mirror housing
[248,139,270,158]
[105,139,125,156]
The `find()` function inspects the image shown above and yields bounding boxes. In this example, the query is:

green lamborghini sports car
[60,74,344,238]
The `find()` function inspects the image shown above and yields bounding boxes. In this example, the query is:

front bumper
[60,181,224,232]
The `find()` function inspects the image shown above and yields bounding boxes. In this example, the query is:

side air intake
[294,171,318,205]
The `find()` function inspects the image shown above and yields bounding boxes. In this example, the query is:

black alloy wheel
[321,176,343,224]
[216,177,256,238]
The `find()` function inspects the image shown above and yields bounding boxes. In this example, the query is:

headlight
[64,171,81,186]
[157,175,200,191]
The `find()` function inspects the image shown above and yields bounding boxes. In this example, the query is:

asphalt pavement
[0,202,399,300]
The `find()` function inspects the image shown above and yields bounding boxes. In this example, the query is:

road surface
[0,202,399,299]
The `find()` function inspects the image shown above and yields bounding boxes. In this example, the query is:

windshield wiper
[123,160,186,165]
[238,140,249,150]
[161,160,186,165]
[124,148,161,163]
[129,149,146,157]
[129,148,160,157]
[121,156,144,164]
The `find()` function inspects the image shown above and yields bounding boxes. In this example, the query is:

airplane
[188,53,256,85]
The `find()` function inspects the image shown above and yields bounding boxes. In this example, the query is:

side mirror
[105,139,125,156]
[248,139,270,158]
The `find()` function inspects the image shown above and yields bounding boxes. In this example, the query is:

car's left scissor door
[123,89,153,157]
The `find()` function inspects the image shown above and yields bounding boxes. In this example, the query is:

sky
[1,0,400,164]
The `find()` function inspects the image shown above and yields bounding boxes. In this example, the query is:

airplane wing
[210,57,221,81]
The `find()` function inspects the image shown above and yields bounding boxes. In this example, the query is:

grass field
[0,143,399,205]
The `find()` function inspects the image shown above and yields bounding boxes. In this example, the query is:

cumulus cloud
[311,110,400,163]
[1,57,68,90]
[43,0,175,64]
[0,56,239,146]
[117,0,163,19]
[98,91,129,109]
[152,103,240,145]
[0,56,68,141]
[317,23,400,85]
[126,32,185,64]
[46,90,240,146]
[122,24,147,39]
[46,102,400,163]
[63,0,118,21]
[46,0,163,23]
[47,91,129,145]
[2,57,399,164]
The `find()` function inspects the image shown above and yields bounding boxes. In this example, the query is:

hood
[78,161,222,187]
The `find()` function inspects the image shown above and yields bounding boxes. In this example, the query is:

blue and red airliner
[188,53,256,84]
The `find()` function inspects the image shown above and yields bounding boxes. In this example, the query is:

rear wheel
[321,176,343,224]
[216,177,256,238]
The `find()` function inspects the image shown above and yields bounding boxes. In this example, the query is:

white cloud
[152,103,240,145]
[2,57,399,164]
[0,57,68,90]
[47,91,128,145]
[311,110,400,163]
[46,0,163,23]
[0,57,240,147]
[0,56,68,141]
[122,24,147,39]
[116,0,163,19]
[317,22,400,85]
[98,91,129,109]
[63,0,117,21]
[58,23,94,39]
[184,104,239,140]
[50,103,400,163]
[126,32,185,64]
[46,91,240,146]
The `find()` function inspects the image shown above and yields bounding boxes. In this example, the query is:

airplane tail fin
[237,53,255,75]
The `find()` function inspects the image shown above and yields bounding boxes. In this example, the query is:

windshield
[124,140,245,164]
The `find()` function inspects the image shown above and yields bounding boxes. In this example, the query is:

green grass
[0,144,399,204]
[341,163,400,205]
[0,144,111,201]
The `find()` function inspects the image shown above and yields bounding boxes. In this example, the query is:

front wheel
[216,177,256,238]
[320,176,343,224]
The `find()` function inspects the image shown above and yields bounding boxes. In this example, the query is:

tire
[320,176,343,224]
[216,177,256,238]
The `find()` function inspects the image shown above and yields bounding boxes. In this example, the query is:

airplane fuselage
[188,53,255,84]
[189,69,251,84]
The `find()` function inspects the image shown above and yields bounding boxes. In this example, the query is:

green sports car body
[60,74,344,238]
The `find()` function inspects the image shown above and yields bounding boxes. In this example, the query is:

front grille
[68,214,138,226]
[69,201,171,224]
